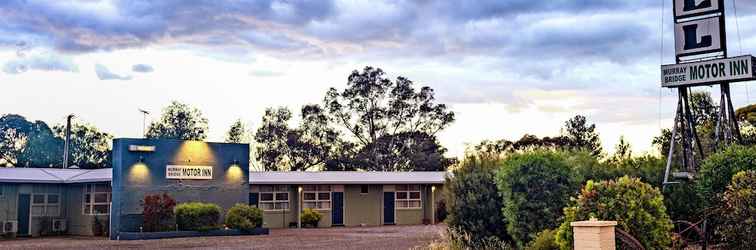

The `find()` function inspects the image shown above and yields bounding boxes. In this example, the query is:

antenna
[63,114,75,168]
[139,109,150,138]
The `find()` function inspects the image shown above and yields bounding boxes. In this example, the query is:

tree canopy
[0,114,62,167]
[146,101,209,141]
[225,119,250,143]
[254,67,456,171]
[53,122,113,169]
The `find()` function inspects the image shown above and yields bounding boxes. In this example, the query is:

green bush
[175,202,222,231]
[555,176,673,250]
[526,229,558,250]
[496,150,577,248]
[301,208,321,227]
[697,144,756,207]
[444,154,512,246]
[224,203,263,231]
[719,171,756,249]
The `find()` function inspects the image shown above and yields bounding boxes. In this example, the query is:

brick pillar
[570,219,617,250]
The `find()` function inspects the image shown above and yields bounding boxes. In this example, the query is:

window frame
[31,193,61,217]
[83,183,111,216]
[303,185,331,210]
[395,184,422,209]
[259,185,290,211]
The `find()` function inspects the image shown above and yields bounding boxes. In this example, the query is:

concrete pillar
[570,219,617,250]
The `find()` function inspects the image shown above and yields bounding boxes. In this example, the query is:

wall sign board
[674,16,724,57]
[661,55,756,87]
[674,0,723,20]
[166,165,213,180]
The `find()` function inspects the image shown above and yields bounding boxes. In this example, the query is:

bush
[435,199,447,223]
[301,208,321,228]
[175,202,222,231]
[526,229,558,250]
[496,150,577,248]
[555,176,673,250]
[141,193,176,232]
[444,154,512,245]
[719,171,756,249]
[92,216,109,236]
[697,145,756,207]
[441,227,515,250]
[225,203,263,231]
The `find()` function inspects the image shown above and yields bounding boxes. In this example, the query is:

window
[303,185,330,210]
[32,193,60,216]
[396,185,421,209]
[259,185,289,211]
[0,184,4,199]
[360,185,369,194]
[83,183,111,215]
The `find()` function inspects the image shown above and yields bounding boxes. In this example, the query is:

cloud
[2,53,78,74]
[132,64,154,73]
[95,64,132,80]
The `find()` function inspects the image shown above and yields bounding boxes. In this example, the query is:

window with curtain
[303,185,331,210]
[259,185,290,211]
[396,184,421,209]
[32,193,60,216]
[83,183,111,215]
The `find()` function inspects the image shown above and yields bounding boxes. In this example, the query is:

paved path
[0,224,445,250]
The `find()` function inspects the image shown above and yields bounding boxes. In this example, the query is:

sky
[2,0,756,158]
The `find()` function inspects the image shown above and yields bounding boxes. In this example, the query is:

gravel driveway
[0,224,445,250]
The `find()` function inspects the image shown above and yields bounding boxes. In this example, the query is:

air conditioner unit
[3,220,18,233]
[52,219,66,232]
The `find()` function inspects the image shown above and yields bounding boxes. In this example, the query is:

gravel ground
[0,224,445,250]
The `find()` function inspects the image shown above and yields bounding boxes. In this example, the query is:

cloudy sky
[2,0,756,157]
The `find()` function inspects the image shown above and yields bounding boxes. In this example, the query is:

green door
[17,194,30,236]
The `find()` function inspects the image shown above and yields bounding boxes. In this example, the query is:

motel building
[0,138,446,238]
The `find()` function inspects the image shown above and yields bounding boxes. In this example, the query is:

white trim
[258,185,290,211]
[82,183,111,215]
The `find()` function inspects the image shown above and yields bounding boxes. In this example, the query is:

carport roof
[248,171,448,185]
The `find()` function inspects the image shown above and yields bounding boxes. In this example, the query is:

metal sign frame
[673,0,725,21]
[674,15,727,58]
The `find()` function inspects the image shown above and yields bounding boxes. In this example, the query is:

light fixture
[431,186,436,192]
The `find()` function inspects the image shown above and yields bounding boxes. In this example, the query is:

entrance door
[383,192,395,225]
[331,192,344,226]
[17,194,30,236]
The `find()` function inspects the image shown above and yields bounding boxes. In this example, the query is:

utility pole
[139,109,150,138]
[63,114,74,168]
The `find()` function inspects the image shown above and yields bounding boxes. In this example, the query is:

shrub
[526,229,558,250]
[141,193,176,232]
[444,154,512,245]
[441,226,515,250]
[555,176,673,250]
[496,150,576,248]
[175,202,222,231]
[719,171,756,249]
[697,144,756,207]
[225,203,263,231]
[301,208,321,227]
[434,199,447,223]
[92,216,109,236]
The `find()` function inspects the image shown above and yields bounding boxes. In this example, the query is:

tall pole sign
[662,0,754,185]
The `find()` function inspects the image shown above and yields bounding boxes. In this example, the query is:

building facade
[0,139,447,238]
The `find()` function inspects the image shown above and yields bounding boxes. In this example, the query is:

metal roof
[0,168,447,185]
[249,171,448,185]
[0,168,111,184]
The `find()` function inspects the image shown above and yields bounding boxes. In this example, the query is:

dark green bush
[444,154,512,246]
[301,208,321,227]
[719,170,756,249]
[526,229,558,250]
[555,176,673,250]
[697,144,756,207]
[175,202,222,231]
[224,203,263,231]
[496,150,577,248]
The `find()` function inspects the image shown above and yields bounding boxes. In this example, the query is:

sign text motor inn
[0,138,446,239]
